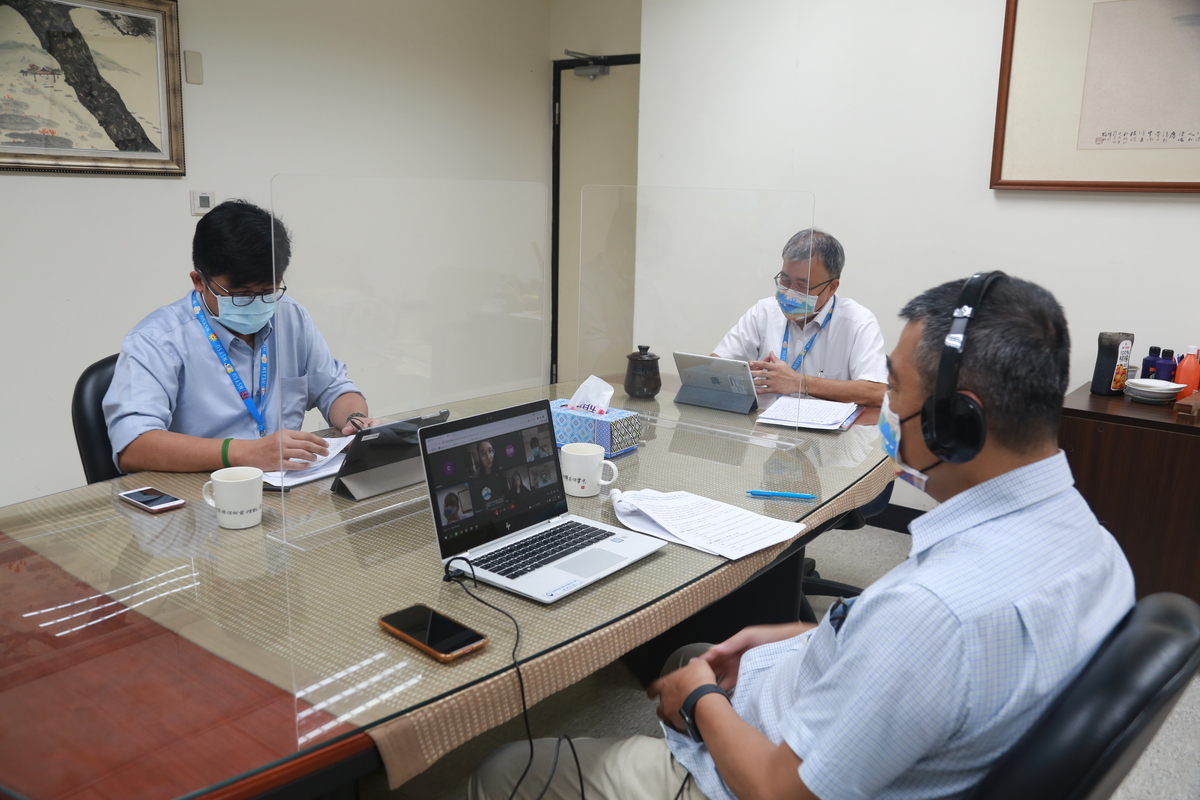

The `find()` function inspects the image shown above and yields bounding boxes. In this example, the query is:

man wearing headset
[470,275,1134,800]
[712,228,887,407]
[104,200,383,473]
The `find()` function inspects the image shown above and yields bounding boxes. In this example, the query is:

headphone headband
[922,271,1006,462]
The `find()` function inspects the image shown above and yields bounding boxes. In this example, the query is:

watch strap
[680,683,728,743]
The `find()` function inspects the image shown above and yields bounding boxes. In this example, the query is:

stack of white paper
[756,396,860,430]
[610,489,804,560]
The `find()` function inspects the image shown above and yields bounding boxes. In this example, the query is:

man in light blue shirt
[104,200,382,473]
[470,275,1135,800]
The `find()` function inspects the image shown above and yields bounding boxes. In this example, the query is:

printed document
[263,435,354,487]
[610,489,803,560]
[757,396,859,430]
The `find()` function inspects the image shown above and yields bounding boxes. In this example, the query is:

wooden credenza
[1060,384,1200,601]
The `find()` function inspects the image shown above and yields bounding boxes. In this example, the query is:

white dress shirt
[712,294,887,384]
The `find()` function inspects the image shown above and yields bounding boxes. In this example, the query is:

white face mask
[877,393,939,493]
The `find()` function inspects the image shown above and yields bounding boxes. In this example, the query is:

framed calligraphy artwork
[991,0,1200,192]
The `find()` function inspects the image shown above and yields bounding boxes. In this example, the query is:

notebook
[673,352,759,414]
[418,400,665,603]
[756,396,861,430]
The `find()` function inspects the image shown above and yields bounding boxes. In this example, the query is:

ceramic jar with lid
[624,345,661,398]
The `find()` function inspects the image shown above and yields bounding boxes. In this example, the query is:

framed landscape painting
[0,0,183,175]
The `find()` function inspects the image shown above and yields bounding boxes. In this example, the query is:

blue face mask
[878,393,939,492]
[776,288,821,321]
[211,294,277,335]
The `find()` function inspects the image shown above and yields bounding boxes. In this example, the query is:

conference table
[0,382,890,800]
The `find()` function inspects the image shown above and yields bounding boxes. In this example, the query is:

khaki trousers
[467,735,712,800]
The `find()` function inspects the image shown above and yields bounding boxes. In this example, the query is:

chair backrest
[71,354,122,484]
[968,592,1200,800]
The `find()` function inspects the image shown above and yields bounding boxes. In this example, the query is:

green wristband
[221,438,233,468]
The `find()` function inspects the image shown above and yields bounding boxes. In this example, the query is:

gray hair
[781,229,845,279]
[899,276,1070,453]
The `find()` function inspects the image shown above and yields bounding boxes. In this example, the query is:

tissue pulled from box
[567,375,615,415]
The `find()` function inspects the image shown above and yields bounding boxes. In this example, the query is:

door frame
[550,53,641,384]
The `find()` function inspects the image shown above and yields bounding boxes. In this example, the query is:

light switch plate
[190,190,215,215]
[184,51,203,85]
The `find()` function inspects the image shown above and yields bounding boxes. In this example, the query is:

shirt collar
[908,450,1074,556]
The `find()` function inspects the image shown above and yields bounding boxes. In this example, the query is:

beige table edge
[368,458,893,788]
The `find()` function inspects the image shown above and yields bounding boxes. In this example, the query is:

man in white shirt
[713,229,886,407]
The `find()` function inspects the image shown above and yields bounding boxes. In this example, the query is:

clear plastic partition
[574,185,818,429]
[271,175,550,419]
[265,176,551,548]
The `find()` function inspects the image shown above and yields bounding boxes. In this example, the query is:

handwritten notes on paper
[756,396,860,430]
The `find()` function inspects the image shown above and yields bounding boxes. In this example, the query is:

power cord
[443,557,585,800]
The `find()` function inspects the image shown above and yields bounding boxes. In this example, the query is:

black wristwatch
[679,684,729,743]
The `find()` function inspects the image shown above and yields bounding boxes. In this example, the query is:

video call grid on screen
[425,409,563,543]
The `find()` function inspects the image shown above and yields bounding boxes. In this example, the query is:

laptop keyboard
[473,521,613,579]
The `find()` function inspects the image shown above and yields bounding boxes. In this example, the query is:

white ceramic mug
[559,443,618,498]
[202,467,264,529]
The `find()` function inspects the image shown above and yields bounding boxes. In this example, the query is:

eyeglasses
[202,274,288,306]
[775,273,834,296]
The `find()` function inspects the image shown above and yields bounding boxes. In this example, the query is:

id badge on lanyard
[780,296,836,373]
[191,291,269,437]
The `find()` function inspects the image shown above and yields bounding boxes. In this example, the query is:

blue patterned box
[550,399,641,457]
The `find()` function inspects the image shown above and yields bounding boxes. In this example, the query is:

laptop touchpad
[558,549,623,577]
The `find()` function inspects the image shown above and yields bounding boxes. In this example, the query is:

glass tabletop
[0,382,886,800]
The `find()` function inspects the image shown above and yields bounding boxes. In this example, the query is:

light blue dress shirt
[104,293,361,468]
[665,452,1135,800]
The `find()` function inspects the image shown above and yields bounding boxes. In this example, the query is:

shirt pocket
[278,375,312,431]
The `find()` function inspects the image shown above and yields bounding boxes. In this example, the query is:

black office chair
[798,482,903,615]
[968,592,1200,800]
[72,353,122,484]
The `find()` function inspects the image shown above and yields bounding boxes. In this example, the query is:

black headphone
[920,271,1006,464]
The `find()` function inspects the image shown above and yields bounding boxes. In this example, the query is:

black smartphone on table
[378,604,488,663]
[117,486,186,513]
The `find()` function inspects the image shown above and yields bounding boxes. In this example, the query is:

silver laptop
[418,400,665,603]
[673,352,759,414]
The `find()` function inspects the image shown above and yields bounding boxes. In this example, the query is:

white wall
[639,0,1200,395]
[549,0,640,58]
[0,0,554,506]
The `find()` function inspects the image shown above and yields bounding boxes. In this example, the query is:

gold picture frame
[991,0,1200,193]
[0,0,183,175]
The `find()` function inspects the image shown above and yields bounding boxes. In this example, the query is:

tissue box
[550,399,641,457]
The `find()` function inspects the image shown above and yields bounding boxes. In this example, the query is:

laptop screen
[420,400,568,560]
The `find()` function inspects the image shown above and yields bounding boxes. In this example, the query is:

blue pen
[746,490,817,500]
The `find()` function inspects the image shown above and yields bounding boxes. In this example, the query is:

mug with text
[559,443,618,498]
[202,467,264,529]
